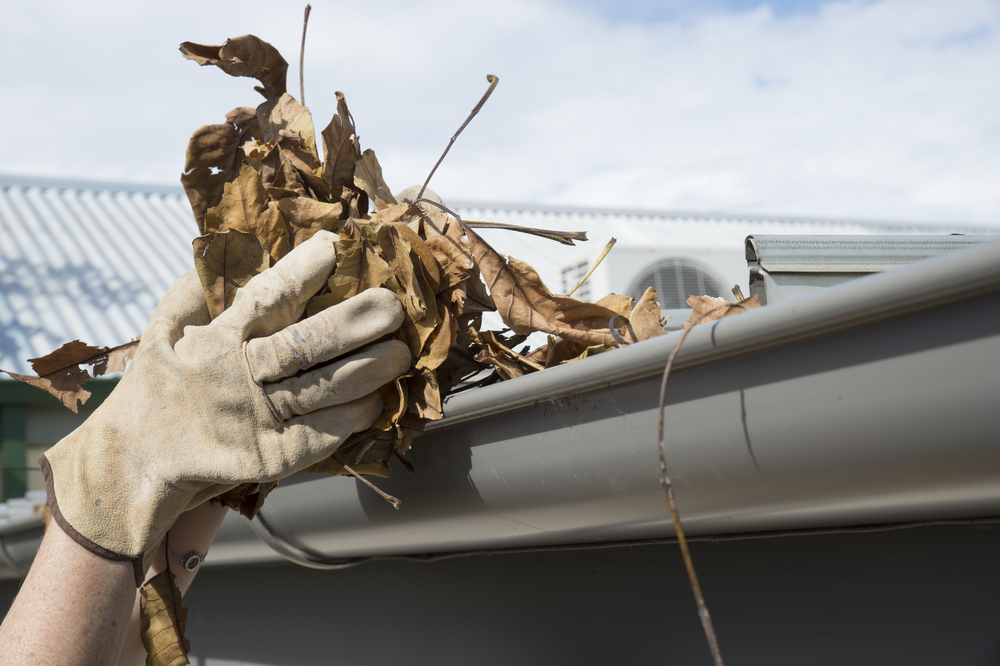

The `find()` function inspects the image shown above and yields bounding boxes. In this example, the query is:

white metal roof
[1,173,992,374]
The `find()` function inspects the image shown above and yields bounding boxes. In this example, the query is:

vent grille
[627,258,727,308]
[561,261,591,301]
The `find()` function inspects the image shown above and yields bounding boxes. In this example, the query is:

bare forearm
[0,520,135,666]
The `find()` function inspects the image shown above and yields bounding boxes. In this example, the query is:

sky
[2,0,998,226]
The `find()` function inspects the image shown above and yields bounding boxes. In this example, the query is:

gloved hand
[40,231,410,585]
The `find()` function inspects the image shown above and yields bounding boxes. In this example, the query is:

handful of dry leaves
[169,33,680,515]
[0,33,675,509]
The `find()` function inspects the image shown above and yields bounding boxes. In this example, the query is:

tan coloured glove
[40,231,411,585]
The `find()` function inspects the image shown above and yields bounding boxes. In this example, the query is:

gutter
[207,238,1000,567]
[2,240,999,575]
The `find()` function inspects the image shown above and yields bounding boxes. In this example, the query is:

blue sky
[566,0,835,22]
[1,0,998,226]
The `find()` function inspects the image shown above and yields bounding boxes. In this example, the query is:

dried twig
[417,74,498,202]
[465,220,587,246]
[658,307,727,666]
[300,4,312,105]
[414,199,587,246]
[333,454,401,509]
[567,237,616,297]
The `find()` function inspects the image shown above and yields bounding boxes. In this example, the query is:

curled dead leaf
[682,294,761,329]
[354,149,397,210]
[180,35,288,100]
[630,288,669,341]
[181,107,261,233]
[466,227,618,347]
[192,229,269,319]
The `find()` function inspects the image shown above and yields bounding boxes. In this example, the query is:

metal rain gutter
[2,240,999,575]
[203,238,1000,567]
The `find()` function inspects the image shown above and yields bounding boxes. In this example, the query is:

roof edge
[0,173,995,232]
[0,173,185,196]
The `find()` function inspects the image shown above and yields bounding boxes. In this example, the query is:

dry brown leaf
[214,481,277,519]
[257,93,319,160]
[408,368,444,420]
[474,331,529,380]
[682,294,761,329]
[354,149,397,210]
[377,225,427,319]
[416,303,456,372]
[93,337,141,375]
[424,222,474,292]
[543,338,587,368]
[326,232,393,304]
[466,227,618,346]
[595,293,635,319]
[1,368,91,413]
[373,379,408,432]
[630,287,668,341]
[180,35,288,100]
[181,107,261,234]
[140,568,190,666]
[193,230,269,319]
[442,275,496,315]
[27,340,107,376]
[266,156,309,200]
[204,165,290,263]
[1,339,142,413]
[389,224,442,295]
[320,92,361,199]
[275,197,343,246]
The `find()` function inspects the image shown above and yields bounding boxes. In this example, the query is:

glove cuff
[39,454,145,586]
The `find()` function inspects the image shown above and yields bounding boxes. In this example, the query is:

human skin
[0,501,228,666]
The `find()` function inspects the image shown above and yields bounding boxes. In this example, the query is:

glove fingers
[263,339,411,421]
[145,268,211,341]
[246,288,404,384]
[282,391,385,464]
[216,230,338,339]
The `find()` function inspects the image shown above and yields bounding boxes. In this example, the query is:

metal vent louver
[627,258,727,308]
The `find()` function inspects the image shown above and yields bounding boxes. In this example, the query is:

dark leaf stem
[658,308,728,666]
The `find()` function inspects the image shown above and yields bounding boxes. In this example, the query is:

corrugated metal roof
[1,173,993,374]
[0,176,197,373]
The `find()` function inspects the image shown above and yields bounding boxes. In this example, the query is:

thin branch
[567,237,616,297]
[416,74,498,202]
[333,454,401,509]
[658,307,728,666]
[300,4,312,105]
[464,220,588,246]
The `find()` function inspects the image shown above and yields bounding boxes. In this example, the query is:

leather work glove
[40,231,411,585]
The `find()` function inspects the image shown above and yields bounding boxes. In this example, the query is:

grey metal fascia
[745,234,995,273]
[451,200,999,233]
[432,238,1000,429]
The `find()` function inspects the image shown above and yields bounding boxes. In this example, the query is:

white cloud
[1,0,998,225]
